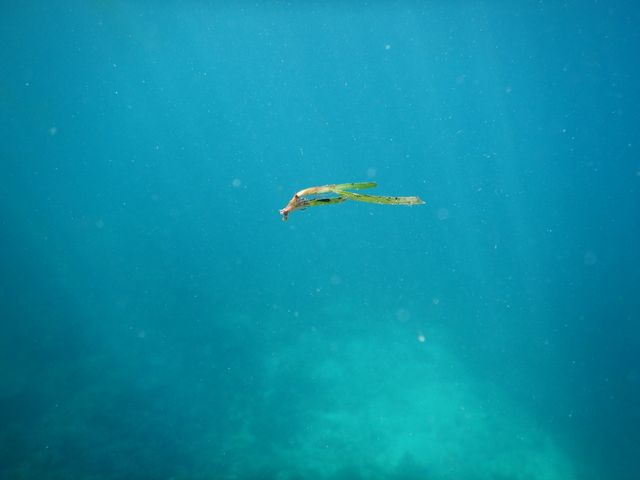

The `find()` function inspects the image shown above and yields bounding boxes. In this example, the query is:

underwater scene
[1,2,639,480]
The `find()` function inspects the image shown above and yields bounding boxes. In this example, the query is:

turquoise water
[1,2,639,479]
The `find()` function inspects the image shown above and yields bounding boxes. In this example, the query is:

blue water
[1,2,639,479]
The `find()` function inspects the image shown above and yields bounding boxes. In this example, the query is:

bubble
[584,251,597,266]
[330,275,341,285]
[95,220,104,229]
[232,179,242,187]
[367,168,377,178]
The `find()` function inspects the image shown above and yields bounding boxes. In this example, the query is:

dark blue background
[1,2,638,479]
